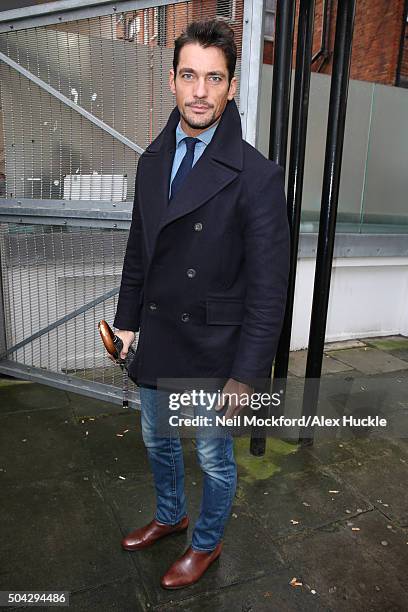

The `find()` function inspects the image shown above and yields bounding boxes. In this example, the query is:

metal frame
[239,0,265,147]
[0,200,132,228]
[0,0,187,33]
[0,359,141,409]
[299,232,408,258]
[0,0,265,404]
[0,245,7,357]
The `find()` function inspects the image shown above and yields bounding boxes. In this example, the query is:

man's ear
[169,68,176,95]
[227,76,238,101]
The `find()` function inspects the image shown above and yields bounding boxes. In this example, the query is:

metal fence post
[250,0,296,456]
[299,0,357,446]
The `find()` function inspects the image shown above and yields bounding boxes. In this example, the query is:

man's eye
[182,74,193,79]
[210,76,222,82]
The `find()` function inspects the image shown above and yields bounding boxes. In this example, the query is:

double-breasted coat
[113,98,290,390]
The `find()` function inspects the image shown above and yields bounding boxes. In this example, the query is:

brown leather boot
[160,542,223,589]
[121,516,189,551]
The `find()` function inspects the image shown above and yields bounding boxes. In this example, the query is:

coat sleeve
[113,164,144,332]
[229,163,290,387]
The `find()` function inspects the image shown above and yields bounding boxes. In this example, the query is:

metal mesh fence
[0,0,247,401]
[0,222,137,388]
[0,2,243,201]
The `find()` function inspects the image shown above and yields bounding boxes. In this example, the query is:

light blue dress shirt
[169,118,220,198]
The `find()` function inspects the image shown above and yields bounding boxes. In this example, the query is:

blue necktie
[169,137,200,201]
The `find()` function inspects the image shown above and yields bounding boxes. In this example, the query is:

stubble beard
[181,105,220,131]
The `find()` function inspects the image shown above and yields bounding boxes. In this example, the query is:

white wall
[291,256,408,350]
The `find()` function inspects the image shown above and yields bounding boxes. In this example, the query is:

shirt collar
[175,117,220,148]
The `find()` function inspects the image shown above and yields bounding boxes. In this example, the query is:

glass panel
[361,83,408,233]
[258,65,408,234]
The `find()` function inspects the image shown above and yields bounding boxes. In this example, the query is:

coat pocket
[206,298,245,325]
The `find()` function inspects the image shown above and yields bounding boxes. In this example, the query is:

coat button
[194,222,203,231]
[186,268,196,278]
[148,302,158,311]
[181,312,190,322]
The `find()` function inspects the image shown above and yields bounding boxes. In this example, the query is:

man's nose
[193,77,208,98]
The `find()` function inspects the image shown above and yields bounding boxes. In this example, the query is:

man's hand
[107,330,135,363]
[214,377,254,420]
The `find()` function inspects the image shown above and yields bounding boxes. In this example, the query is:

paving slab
[68,576,149,612]
[76,411,149,477]
[380,347,408,363]
[82,411,196,478]
[276,516,408,612]
[305,439,356,466]
[265,372,402,446]
[0,380,70,414]
[324,339,367,351]
[365,335,408,360]
[326,347,408,375]
[0,472,139,594]
[66,389,131,418]
[285,369,408,425]
[309,436,399,467]
[288,350,354,377]
[346,434,408,463]
[153,567,329,611]
[326,452,408,526]
[376,347,408,363]
[319,371,408,443]
[381,436,408,461]
[336,510,408,595]
[0,406,90,483]
[278,374,357,444]
[235,463,371,536]
[314,377,408,444]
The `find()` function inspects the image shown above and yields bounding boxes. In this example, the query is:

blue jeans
[139,385,237,552]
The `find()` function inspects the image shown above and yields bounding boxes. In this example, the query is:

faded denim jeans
[139,385,237,552]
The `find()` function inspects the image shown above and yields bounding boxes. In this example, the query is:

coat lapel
[138,98,244,264]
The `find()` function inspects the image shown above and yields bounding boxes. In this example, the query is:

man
[112,19,290,589]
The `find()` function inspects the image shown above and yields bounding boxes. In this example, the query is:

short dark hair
[173,19,237,85]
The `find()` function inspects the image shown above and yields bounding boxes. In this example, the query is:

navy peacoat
[113,98,290,389]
